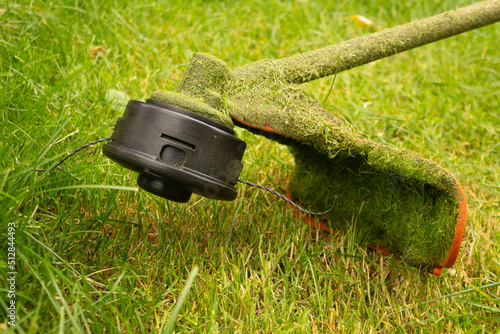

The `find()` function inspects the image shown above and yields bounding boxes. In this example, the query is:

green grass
[1,0,499,332]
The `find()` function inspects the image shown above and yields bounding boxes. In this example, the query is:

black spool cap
[103,99,246,202]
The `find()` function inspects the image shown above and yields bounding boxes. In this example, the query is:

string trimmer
[102,1,500,274]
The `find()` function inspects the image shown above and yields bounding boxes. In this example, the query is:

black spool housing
[103,99,246,202]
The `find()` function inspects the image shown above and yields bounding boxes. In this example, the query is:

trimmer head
[103,99,246,202]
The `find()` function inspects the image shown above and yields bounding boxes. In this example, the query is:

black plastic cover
[103,99,246,202]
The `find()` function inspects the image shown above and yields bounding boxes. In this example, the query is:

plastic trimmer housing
[103,99,246,202]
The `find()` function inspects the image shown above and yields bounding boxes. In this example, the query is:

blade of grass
[394,282,500,314]
[161,266,199,334]
[35,185,139,194]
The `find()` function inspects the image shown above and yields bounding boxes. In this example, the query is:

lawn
[1,0,499,332]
